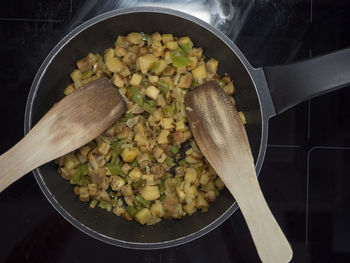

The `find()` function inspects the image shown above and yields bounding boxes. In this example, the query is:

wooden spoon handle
[0,132,52,192]
[226,170,292,263]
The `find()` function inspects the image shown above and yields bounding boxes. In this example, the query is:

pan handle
[263,48,350,114]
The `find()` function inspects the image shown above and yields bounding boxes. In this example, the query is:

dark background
[1,0,350,262]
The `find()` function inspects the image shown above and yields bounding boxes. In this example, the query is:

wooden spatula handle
[0,133,51,192]
[224,168,292,263]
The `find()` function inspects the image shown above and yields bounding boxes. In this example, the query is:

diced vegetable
[140,185,160,201]
[130,74,143,86]
[129,86,143,105]
[145,85,160,100]
[191,64,207,81]
[121,147,139,162]
[135,208,152,225]
[157,81,169,95]
[57,31,242,226]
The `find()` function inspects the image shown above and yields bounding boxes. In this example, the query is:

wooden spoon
[185,81,293,263]
[0,78,126,192]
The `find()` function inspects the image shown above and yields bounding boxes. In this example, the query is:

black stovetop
[1,1,350,262]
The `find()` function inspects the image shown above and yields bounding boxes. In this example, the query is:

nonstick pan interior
[26,9,262,248]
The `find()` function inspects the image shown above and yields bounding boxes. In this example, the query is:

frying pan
[24,7,350,249]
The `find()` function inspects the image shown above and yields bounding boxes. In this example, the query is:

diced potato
[203,180,216,192]
[111,74,124,88]
[117,126,131,139]
[79,186,89,202]
[64,153,80,170]
[173,131,185,144]
[115,36,129,48]
[124,196,135,206]
[121,184,134,196]
[150,201,165,217]
[97,142,111,155]
[113,206,125,216]
[215,177,225,190]
[176,186,186,203]
[138,54,157,74]
[192,47,203,59]
[160,117,175,130]
[70,69,82,88]
[134,133,148,147]
[223,81,235,95]
[191,64,207,81]
[105,56,125,73]
[238,111,247,124]
[122,163,132,174]
[151,41,163,57]
[135,208,152,225]
[161,66,176,77]
[199,172,210,185]
[64,84,75,95]
[183,203,197,216]
[140,185,160,200]
[178,73,193,89]
[196,192,209,208]
[154,60,168,75]
[121,147,139,162]
[184,184,198,199]
[161,34,173,44]
[154,147,164,161]
[186,56,198,71]
[156,94,167,107]
[110,175,126,191]
[130,73,143,86]
[178,36,193,50]
[175,120,186,132]
[73,186,80,195]
[152,108,163,122]
[115,46,127,57]
[148,75,159,83]
[77,57,92,72]
[128,45,141,54]
[185,168,197,184]
[88,183,98,196]
[145,85,160,100]
[129,167,142,182]
[183,130,192,141]
[164,51,172,64]
[205,190,216,202]
[151,32,162,42]
[119,66,131,77]
[123,52,137,66]
[141,174,155,186]
[133,122,145,134]
[206,58,219,74]
[165,41,178,50]
[158,130,170,144]
[98,189,111,201]
[126,32,143,45]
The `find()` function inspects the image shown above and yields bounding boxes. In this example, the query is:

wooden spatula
[185,81,293,263]
[0,78,126,192]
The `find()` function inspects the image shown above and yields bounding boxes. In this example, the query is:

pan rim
[24,6,269,249]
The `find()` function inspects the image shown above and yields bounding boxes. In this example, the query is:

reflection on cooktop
[1,0,350,262]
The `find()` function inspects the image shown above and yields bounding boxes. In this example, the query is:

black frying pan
[24,7,350,249]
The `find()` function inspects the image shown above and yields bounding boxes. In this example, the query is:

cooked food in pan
[56,32,245,225]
